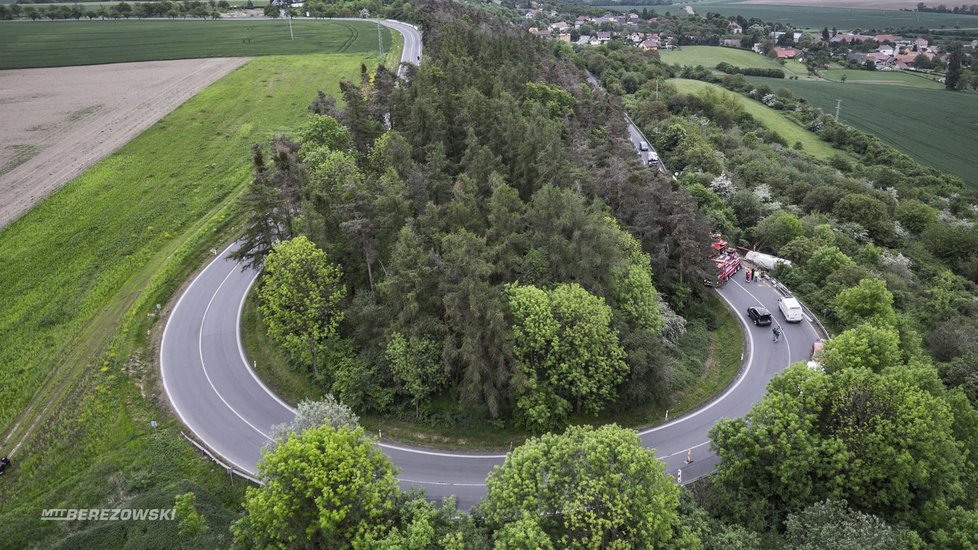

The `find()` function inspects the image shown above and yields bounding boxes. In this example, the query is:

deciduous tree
[481,424,680,549]
[232,426,399,548]
[258,236,346,376]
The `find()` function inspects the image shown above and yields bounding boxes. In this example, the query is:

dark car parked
[747,306,773,326]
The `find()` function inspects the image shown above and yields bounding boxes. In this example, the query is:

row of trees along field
[234,0,713,435]
[161,2,978,547]
[580,39,978,544]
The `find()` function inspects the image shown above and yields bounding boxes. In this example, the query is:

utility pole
[656,79,660,101]
[288,13,294,41]
[835,98,841,121]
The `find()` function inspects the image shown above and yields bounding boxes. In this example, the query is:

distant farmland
[0,19,391,69]
[754,78,978,188]
[611,1,978,30]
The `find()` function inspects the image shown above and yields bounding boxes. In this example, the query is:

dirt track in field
[0,57,249,229]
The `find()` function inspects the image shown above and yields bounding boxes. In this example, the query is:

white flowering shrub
[658,297,687,348]
[710,172,736,199]
[881,251,913,270]
[266,395,359,450]
[753,183,773,202]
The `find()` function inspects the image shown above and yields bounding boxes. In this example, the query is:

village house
[831,33,873,44]
[728,21,742,34]
[595,31,613,44]
[549,21,569,32]
[577,34,592,45]
[866,51,892,69]
[722,39,742,48]
[640,36,660,50]
[774,47,799,59]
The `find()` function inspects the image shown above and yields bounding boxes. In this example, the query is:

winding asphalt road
[161,21,821,509]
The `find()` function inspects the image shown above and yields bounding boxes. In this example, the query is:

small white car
[639,141,649,151]
[778,297,804,323]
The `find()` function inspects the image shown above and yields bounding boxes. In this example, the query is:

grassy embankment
[0,39,390,548]
[0,18,392,69]
[750,76,978,188]
[243,289,744,450]
[668,78,842,160]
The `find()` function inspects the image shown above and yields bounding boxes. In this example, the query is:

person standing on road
[773,325,781,342]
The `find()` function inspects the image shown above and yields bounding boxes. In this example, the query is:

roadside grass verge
[242,291,744,450]
[0,52,379,547]
[669,78,842,161]
[0,19,391,69]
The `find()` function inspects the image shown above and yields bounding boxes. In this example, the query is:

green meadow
[0,51,379,547]
[0,18,391,68]
[662,45,807,77]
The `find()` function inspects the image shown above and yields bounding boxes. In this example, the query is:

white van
[778,297,804,323]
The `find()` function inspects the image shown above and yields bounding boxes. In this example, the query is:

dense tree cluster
[238,0,713,431]
[579,39,978,545]
[226,1,978,547]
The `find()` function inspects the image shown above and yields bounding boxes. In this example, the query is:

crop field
[670,78,842,160]
[661,45,807,77]
[0,52,377,546]
[819,68,944,88]
[0,19,392,69]
[613,1,978,30]
[753,77,978,187]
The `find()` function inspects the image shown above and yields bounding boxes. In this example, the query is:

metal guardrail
[180,431,262,485]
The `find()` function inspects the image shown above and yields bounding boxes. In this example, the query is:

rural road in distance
[161,20,821,509]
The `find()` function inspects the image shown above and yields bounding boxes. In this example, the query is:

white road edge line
[638,287,755,436]
[235,266,297,415]
[161,242,264,475]
[198,262,274,441]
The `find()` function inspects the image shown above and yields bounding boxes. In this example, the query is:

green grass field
[661,45,806,77]
[819,68,944,88]
[749,77,978,188]
[670,78,842,160]
[612,1,978,30]
[0,19,392,69]
[0,52,379,547]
